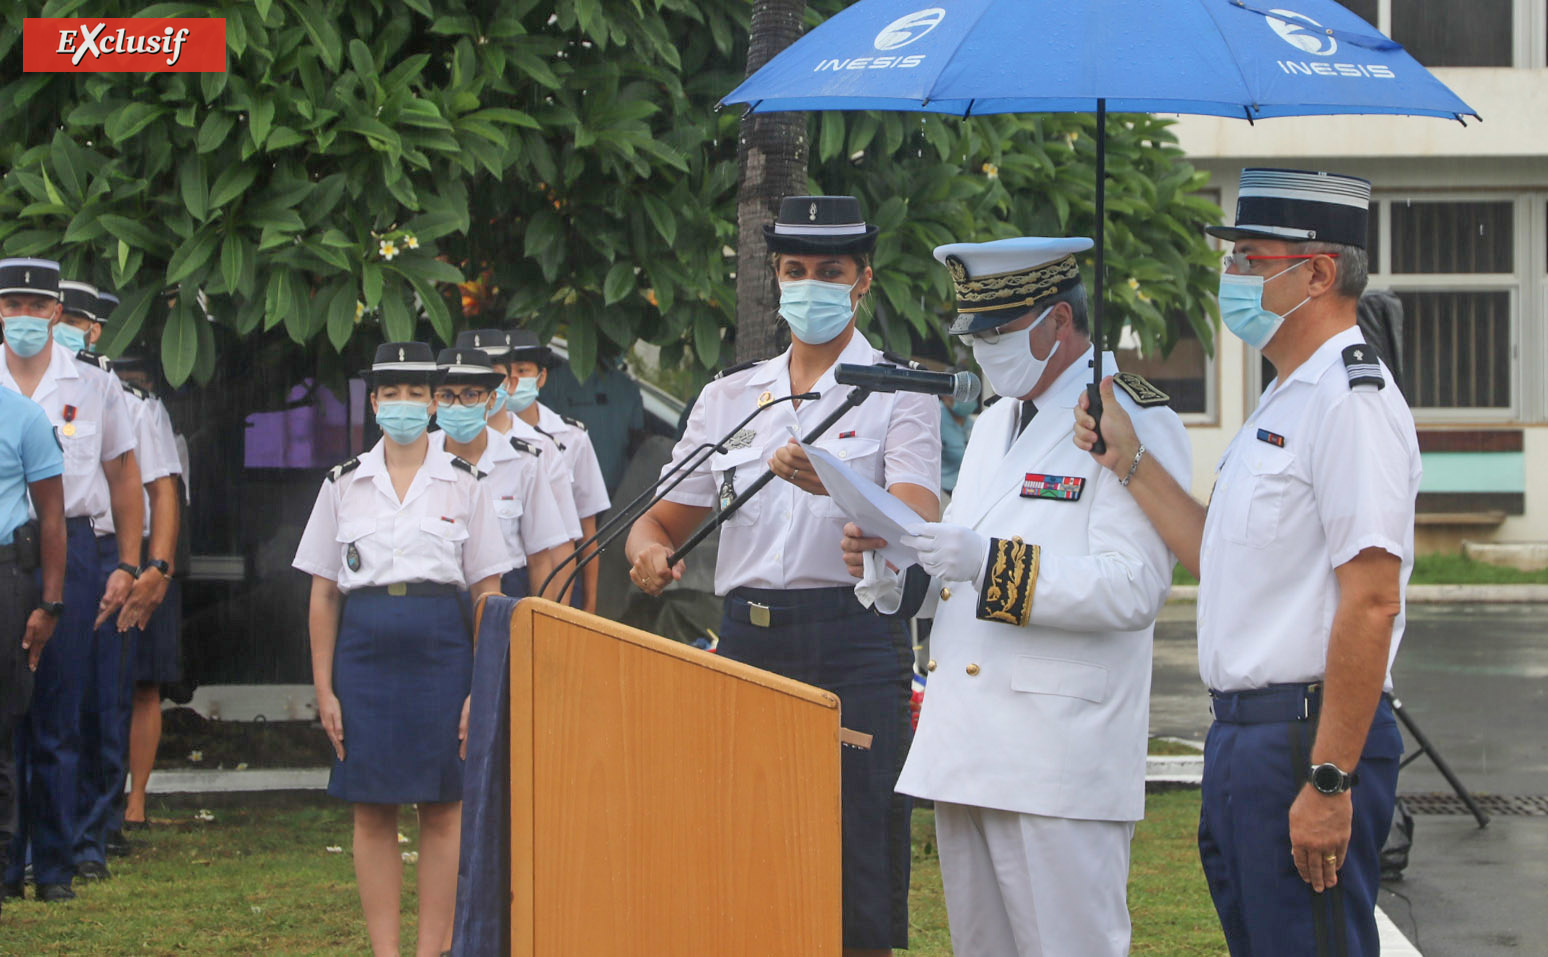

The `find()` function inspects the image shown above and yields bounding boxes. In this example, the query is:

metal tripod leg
[1390,694,1489,829]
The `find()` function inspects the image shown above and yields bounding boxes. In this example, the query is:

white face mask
[971,305,1057,399]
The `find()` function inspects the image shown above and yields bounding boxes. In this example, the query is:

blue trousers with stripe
[7,517,99,886]
[1199,696,1402,957]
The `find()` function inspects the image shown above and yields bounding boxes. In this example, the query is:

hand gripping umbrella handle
[1086,382,1106,455]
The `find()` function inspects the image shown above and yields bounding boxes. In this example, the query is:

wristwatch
[38,600,65,618]
[1309,762,1358,794]
[115,561,141,578]
[143,558,171,577]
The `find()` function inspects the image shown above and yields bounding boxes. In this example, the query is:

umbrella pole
[1089,97,1108,454]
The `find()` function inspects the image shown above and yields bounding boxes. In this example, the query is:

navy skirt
[718,586,914,952]
[329,590,473,804]
[134,577,182,684]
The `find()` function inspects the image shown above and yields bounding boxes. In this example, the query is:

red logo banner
[23,18,227,72]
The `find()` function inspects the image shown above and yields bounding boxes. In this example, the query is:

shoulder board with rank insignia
[326,456,361,483]
[451,456,486,479]
[509,436,541,457]
[711,358,765,381]
[560,413,587,432]
[1112,372,1169,407]
[122,382,149,401]
[76,350,112,371]
[1341,344,1385,390]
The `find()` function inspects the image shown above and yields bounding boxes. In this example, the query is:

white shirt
[492,414,582,541]
[94,387,182,536]
[0,343,135,521]
[292,438,513,593]
[535,403,611,519]
[428,428,570,568]
[1198,327,1421,693]
[662,333,941,594]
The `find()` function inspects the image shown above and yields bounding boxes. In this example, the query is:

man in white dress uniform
[850,238,1192,956]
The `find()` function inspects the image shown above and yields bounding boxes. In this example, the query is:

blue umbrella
[721,0,1478,442]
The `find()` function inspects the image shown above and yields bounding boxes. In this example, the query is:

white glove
[854,550,905,615]
[900,523,990,584]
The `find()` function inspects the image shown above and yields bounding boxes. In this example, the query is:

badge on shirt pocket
[346,542,362,572]
[1021,473,1085,501]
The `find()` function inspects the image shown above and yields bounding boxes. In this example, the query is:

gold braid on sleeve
[976,536,1040,627]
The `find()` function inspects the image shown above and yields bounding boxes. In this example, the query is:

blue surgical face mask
[494,382,509,411]
[375,400,431,444]
[505,377,540,413]
[778,278,858,345]
[3,316,53,358]
[53,324,88,353]
[1217,260,1310,350]
[436,401,490,444]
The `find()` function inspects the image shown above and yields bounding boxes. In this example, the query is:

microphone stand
[665,385,873,568]
[539,391,819,601]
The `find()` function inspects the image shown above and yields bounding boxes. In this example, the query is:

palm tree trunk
[734,0,808,364]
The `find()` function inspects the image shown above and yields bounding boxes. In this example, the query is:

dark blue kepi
[721,0,1477,434]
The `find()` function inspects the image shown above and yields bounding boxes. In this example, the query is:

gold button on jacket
[927,659,937,672]
[939,586,952,601]
[965,663,981,676]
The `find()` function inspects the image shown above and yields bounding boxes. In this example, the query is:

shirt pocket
[419,516,471,574]
[709,445,765,526]
[1219,444,1297,549]
[60,419,100,475]
[493,499,524,550]
[1010,656,1109,704]
[807,436,882,518]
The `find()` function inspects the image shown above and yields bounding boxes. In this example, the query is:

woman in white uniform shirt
[293,342,511,957]
[625,196,941,956]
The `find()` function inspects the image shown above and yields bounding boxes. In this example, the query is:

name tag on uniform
[1021,473,1085,501]
[1256,429,1286,447]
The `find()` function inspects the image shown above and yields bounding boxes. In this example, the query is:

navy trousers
[75,536,135,867]
[499,566,530,601]
[7,517,98,886]
[0,559,36,880]
[1199,693,1402,957]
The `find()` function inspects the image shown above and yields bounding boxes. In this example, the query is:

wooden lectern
[497,598,843,956]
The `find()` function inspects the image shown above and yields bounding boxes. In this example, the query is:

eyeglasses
[432,387,491,407]
[1221,252,1339,272]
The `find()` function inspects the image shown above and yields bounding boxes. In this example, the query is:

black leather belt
[726,585,868,628]
[350,582,461,598]
[0,543,16,565]
[1210,682,1322,724]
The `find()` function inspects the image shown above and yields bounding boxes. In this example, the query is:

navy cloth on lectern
[451,594,520,957]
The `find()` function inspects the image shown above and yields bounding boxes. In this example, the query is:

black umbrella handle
[1086,382,1106,455]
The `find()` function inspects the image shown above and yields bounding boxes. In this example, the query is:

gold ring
[1324,854,1337,863]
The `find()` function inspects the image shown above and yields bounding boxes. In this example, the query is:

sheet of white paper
[800,442,921,568]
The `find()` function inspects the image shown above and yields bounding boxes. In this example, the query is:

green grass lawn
[2,791,1224,955]
[1173,551,1548,587]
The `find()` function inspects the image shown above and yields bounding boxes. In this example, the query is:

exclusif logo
[23,18,226,72]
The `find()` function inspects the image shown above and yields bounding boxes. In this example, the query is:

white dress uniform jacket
[93,386,181,536]
[428,428,570,569]
[292,439,512,593]
[896,350,1191,823]
[495,416,582,542]
[535,403,611,520]
[0,343,135,520]
[661,333,940,595]
[1198,326,1420,694]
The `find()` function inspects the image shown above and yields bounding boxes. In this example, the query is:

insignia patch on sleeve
[1341,344,1385,390]
[1256,429,1286,447]
[1112,372,1169,407]
[977,536,1040,627]
[327,456,361,482]
[1020,473,1085,501]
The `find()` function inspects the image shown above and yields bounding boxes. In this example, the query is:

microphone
[835,364,981,404]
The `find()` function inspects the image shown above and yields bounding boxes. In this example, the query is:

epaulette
[1112,372,1170,407]
[76,349,112,371]
[122,382,149,402]
[712,358,765,381]
[560,413,587,432]
[451,455,487,479]
[510,436,541,457]
[1341,344,1385,390]
[882,351,926,371]
[326,457,361,483]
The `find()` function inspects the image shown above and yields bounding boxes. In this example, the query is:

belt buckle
[748,602,771,628]
[388,582,407,597]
